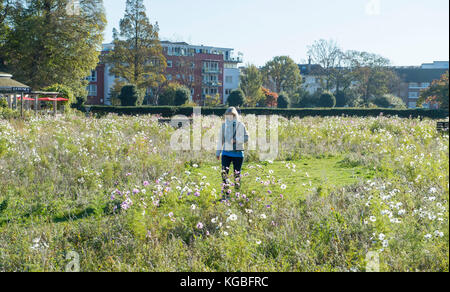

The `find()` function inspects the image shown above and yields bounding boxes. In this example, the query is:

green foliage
[319,91,336,108]
[277,94,290,108]
[118,85,139,106]
[240,64,265,107]
[418,71,449,110]
[174,86,191,106]
[0,97,7,108]
[371,94,406,109]
[0,114,448,271]
[107,0,167,93]
[158,83,189,106]
[2,0,106,97]
[262,56,302,94]
[227,89,246,107]
[42,84,75,109]
[204,94,222,107]
[85,105,449,119]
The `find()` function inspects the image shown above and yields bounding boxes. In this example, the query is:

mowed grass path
[190,156,376,200]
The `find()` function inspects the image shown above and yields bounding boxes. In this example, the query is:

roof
[0,72,30,92]
[394,68,448,83]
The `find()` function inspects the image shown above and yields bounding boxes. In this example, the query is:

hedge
[84,106,449,120]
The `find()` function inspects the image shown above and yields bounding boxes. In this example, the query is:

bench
[437,122,449,133]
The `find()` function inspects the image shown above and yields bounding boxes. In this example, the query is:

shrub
[85,106,449,120]
[227,89,246,107]
[118,85,139,106]
[277,94,291,108]
[174,86,191,106]
[0,97,8,108]
[261,87,278,107]
[159,83,185,106]
[371,94,406,109]
[318,91,336,108]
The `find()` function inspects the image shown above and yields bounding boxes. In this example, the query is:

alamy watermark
[65,251,80,272]
[365,251,380,272]
[65,0,81,16]
[169,107,279,161]
[365,0,381,16]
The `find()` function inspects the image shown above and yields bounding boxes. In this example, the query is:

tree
[3,0,105,97]
[261,87,278,108]
[227,89,246,107]
[204,94,221,107]
[307,39,342,91]
[346,51,399,105]
[174,86,191,106]
[240,64,265,107]
[318,91,336,108]
[107,0,166,104]
[118,85,139,106]
[158,82,178,106]
[261,56,302,94]
[418,71,449,110]
[277,94,290,108]
[370,94,406,109]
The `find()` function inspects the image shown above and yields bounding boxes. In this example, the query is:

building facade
[394,61,449,109]
[86,42,242,105]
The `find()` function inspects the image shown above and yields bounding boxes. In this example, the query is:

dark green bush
[277,94,291,108]
[319,91,336,108]
[85,106,449,120]
[227,89,246,107]
[371,94,406,109]
[118,85,139,106]
[174,86,191,106]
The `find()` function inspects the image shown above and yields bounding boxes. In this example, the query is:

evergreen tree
[118,84,139,106]
[107,0,166,105]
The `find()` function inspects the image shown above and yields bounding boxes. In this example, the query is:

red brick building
[86,42,241,105]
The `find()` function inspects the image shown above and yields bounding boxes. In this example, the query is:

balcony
[202,68,222,74]
[202,81,222,87]
[225,56,243,63]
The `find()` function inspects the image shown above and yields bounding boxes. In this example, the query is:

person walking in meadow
[216,107,249,197]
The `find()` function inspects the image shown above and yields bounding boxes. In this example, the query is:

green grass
[190,156,376,200]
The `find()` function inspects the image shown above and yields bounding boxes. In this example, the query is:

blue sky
[104,0,449,67]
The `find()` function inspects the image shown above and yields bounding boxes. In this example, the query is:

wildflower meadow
[0,113,448,272]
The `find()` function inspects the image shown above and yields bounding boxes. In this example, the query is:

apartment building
[394,61,449,109]
[86,42,242,105]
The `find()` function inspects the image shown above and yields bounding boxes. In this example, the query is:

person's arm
[235,122,249,150]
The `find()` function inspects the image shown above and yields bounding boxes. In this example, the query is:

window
[167,74,172,81]
[408,91,419,99]
[408,102,417,108]
[87,84,97,96]
[167,60,173,68]
[189,75,194,82]
[86,70,97,82]
[225,76,233,84]
[191,62,196,69]
[409,82,419,88]
[421,82,430,88]
[225,89,232,95]
[176,74,181,79]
